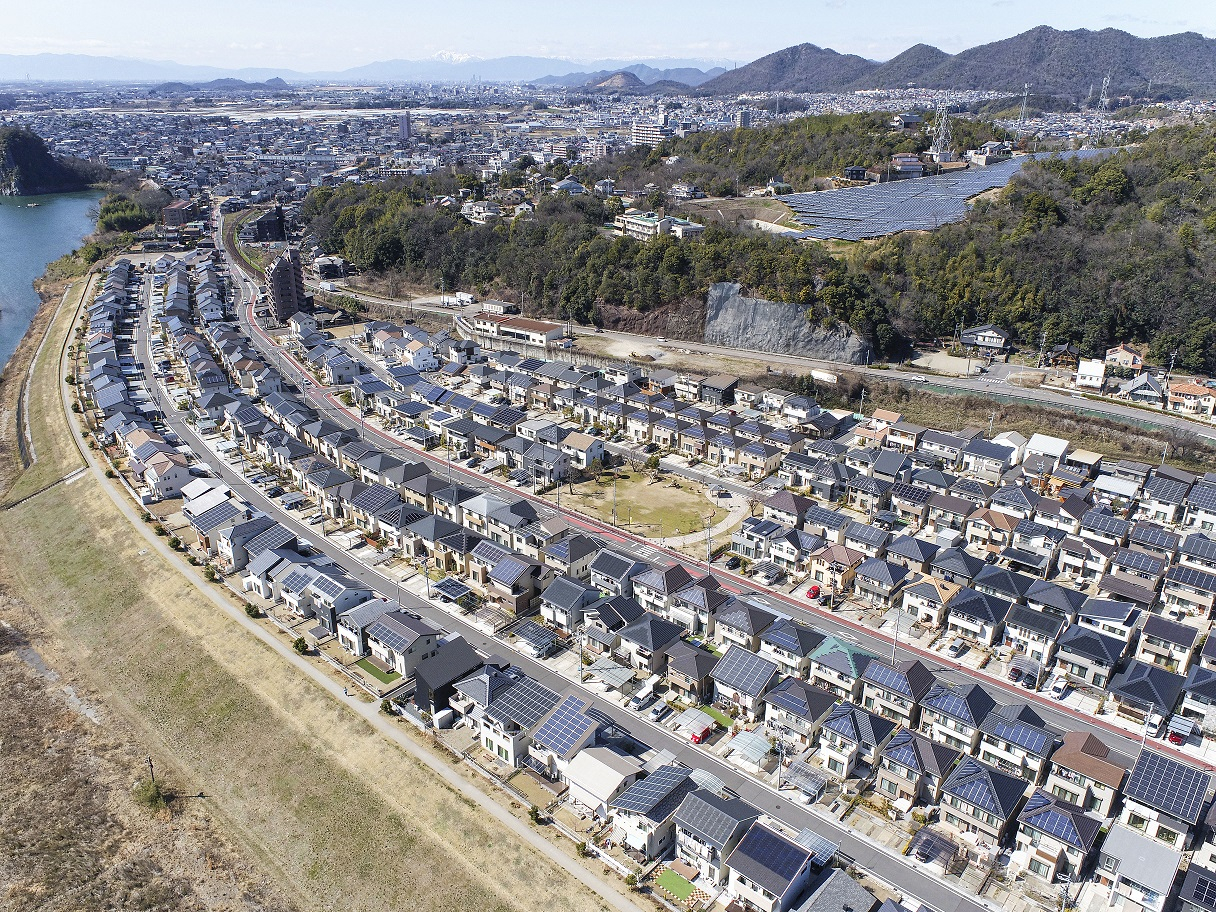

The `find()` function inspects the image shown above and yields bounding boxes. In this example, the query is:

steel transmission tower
[929,95,954,162]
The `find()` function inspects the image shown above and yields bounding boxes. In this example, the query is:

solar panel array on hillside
[779,151,1108,241]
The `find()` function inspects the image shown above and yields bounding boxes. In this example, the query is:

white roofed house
[671,789,762,886]
[564,746,644,818]
[1095,824,1182,912]
[609,764,698,860]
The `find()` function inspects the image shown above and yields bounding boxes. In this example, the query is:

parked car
[910,375,927,383]
[806,585,821,600]
[1047,676,1069,701]
[1007,667,1023,683]
[690,721,715,744]
[1169,730,1186,746]
[1021,673,1037,690]
[947,638,968,658]
[725,556,741,570]
[265,485,285,498]
[647,703,670,723]
[306,513,324,525]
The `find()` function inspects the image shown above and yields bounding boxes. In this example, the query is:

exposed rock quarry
[704,282,871,364]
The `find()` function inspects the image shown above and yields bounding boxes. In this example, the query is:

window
[1155,825,1180,846]
[883,778,897,795]
[1029,858,1052,878]
[1127,813,1148,832]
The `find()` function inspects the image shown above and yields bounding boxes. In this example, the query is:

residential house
[977,703,1058,783]
[1044,731,1129,818]
[1002,605,1064,667]
[413,638,485,715]
[712,646,780,720]
[364,609,439,678]
[672,789,762,886]
[564,746,645,818]
[666,642,721,704]
[1107,661,1185,729]
[1053,625,1125,687]
[901,577,961,628]
[617,613,684,673]
[713,602,777,653]
[1014,790,1102,880]
[940,757,1028,845]
[610,764,697,860]
[853,558,910,608]
[1119,750,1211,849]
[859,659,936,728]
[1135,614,1198,674]
[764,679,839,751]
[760,619,826,679]
[946,588,1011,646]
[726,823,817,912]
[818,702,897,779]
[918,681,997,753]
[876,729,961,806]
[1095,825,1182,912]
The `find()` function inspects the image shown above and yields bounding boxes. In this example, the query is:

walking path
[663,490,750,548]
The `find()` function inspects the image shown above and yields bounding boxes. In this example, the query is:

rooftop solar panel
[434,576,472,601]
[514,619,558,654]
[613,765,691,815]
[713,646,779,697]
[1124,750,1210,823]
[532,694,596,757]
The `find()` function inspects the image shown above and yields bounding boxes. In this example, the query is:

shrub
[132,778,168,812]
[291,636,308,655]
[167,536,182,551]
[380,699,394,715]
[528,804,542,825]
[202,565,217,582]
[104,468,115,478]
[153,523,167,536]
[244,603,261,618]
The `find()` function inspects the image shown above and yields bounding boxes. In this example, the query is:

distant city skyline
[4,0,1215,73]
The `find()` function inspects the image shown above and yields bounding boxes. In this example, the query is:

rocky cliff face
[704,282,871,363]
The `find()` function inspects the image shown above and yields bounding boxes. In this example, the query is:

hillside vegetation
[304,118,1216,372]
[856,121,1216,373]
[0,127,109,195]
[302,181,898,353]
[653,113,999,190]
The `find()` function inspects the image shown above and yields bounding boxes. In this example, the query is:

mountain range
[698,27,1216,98]
[5,28,1216,97]
[0,52,724,85]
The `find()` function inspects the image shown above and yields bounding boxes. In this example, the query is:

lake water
[0,190,102,371]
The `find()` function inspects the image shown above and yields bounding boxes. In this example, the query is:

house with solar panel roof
[977,703,1059,784]
[724,821,818,912]
[917,681,997,754]
[759,619,826,679]
[362,609,439,678]
[666,574,733,636]
[763,679,839,751]
[940,756,1028,845]
[860,658,935,729]
[672,789,762,885]
[1162,563,1216,624]
[1119,750,1212,850]
[609,764,698,860]
[1178,863,1216,912]
[817,702,897,779]
[449,663,560,767]
[711,646,780,721]
[876,729,961,806]
[713,602,777,653]
[1012,788,1102,880]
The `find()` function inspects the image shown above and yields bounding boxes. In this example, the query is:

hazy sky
[3,0,1213,70]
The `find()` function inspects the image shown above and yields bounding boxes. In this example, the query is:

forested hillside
[0,127,109,195]
[301,183,897,353]
[302,119,1216,374]
[654,113,998,190]
[857,122,1216,373]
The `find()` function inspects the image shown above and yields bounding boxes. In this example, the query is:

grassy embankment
[0,276,625,912]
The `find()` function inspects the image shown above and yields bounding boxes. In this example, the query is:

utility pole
[989,413,996,438]
[612,472,618,527]
[146,756,156,783]
[1168,349,1178,384]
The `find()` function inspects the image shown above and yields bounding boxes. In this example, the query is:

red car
[1007,668,1023,683]
[1169,731,1185,746]
[807,585,821,599]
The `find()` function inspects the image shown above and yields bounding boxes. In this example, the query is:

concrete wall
[704,282,871,364]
